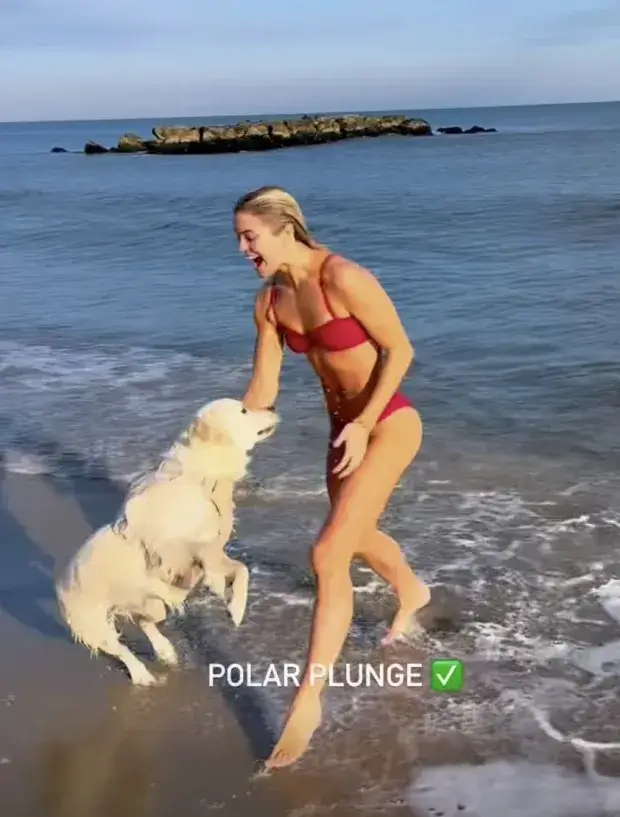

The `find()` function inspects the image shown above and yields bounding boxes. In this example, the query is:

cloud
[0,0,404,53]
[528,2,620,46]
[0,1,147,50]
[2,0,620,121]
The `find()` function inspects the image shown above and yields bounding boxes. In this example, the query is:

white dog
[55,398,278,686]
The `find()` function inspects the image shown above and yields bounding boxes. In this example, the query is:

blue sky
[1,0,620,121]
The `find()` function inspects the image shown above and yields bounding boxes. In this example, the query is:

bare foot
[264,693,322,769]
[381,585,431,646]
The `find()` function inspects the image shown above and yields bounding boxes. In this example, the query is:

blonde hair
[234,186,320,248]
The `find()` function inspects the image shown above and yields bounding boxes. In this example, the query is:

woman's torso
[268,252,385,422]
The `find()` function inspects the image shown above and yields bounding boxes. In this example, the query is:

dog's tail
[56,583,120,655]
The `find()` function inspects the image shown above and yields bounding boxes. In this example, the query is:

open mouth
[248,254,264,271]
[258,424,276,437]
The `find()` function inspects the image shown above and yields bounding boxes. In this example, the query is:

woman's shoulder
[321,252,379,299]
[251,282,273,321]
[254,280,278,305]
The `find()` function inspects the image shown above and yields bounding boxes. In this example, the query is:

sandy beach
[4,466,620,817]
[0,468,426,817]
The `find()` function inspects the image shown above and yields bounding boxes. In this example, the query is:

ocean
[1,101,620,816]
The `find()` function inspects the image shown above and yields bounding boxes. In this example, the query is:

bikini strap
[318,253,338,318]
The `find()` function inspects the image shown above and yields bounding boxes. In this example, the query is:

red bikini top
[268,254,370,355]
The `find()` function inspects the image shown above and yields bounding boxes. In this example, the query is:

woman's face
[234,212,288,279]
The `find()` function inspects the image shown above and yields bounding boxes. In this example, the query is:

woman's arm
[243,287,284,410]
[326,260,414,430]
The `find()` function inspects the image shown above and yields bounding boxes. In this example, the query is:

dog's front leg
[202,568,227,602]
[146,577,188,613]
[196,552,248,626]
[226,558,250,627]
[176,563,205,592]
[204,554,249,627]
[139,620,179,668]
[196,523,232,598]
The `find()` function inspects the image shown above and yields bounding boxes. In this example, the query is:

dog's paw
[165,589,188,615]
[172,587,189,606]
[130,667,161,687]
[155,642,179,668]
[227,597,247,627]
[204,573,227,601]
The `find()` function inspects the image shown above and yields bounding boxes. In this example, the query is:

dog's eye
[241,407,247,414]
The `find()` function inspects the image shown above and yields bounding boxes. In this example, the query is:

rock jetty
[81,113,433,155]
[437,125,497,135]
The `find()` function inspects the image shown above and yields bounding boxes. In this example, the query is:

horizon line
[2,97,619,126]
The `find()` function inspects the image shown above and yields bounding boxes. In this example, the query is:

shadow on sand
[0,452,69,641]
[0,430,281,765]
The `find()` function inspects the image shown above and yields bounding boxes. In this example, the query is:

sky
[1,0,620,121]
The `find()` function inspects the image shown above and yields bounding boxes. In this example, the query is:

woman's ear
[276,221,295,242]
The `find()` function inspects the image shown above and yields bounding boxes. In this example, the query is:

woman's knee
[309,531,356,578]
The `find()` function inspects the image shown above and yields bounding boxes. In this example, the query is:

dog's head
[191,398,279,453]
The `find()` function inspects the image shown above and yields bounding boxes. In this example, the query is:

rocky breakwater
[437,125,497,135]
[83,113,432,155]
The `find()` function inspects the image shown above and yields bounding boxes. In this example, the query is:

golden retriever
[55,398,278,686]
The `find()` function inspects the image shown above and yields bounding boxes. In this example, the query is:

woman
[235,186,430,768]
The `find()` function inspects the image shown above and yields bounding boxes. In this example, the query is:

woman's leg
[326,443,430,644]
[265,407,424,769]
[354,533,430,642]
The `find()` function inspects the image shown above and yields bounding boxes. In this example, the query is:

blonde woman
[235,186,430,768]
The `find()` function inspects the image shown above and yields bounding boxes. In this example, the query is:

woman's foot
[381,583,431,645]
[264,691,322,769]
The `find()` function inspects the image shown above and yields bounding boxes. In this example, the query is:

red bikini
[268,254,412,427]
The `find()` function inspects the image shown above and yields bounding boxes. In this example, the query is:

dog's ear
[192,418,232,446]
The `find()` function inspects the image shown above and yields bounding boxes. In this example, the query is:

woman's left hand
[331,421,370,479]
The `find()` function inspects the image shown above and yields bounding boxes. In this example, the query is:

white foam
[595,579,620,626]
[408,759,620,816]
[566,579,620,677]
[530,705,620,781]
[571,639,620,678]
[257,473,325,499]
[353,578,383,596]
[553,514,595,531]
[0,339,250,395]
[1,449,51,475]
[456,490,537,521]
[266,591,313,608]
[558,573,596,589]
[559,481,589,497]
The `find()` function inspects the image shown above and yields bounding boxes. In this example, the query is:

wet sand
[4,464,620,817]
[0,468,421,817]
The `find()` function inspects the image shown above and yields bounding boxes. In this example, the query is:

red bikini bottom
[329,390,413,440]
[377,391,412,422]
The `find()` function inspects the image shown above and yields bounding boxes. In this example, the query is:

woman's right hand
[242,287,284,409]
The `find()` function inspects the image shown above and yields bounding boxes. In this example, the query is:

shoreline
[2,427,620,813]
[0,468,421,816]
